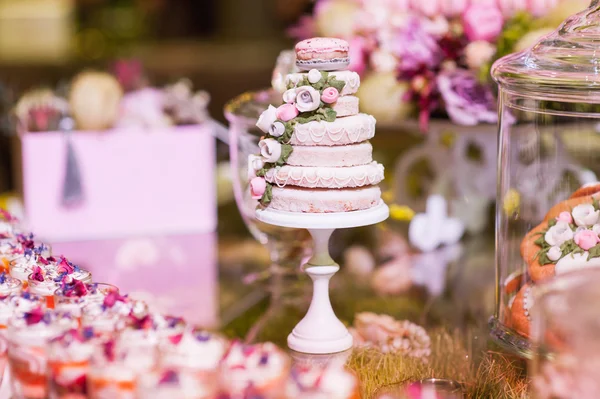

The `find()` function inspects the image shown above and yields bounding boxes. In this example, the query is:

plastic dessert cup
[54,283,119,319]
[28,268,92,309]
[0,273,22,299]
[0,293,45,389]
[88,338,158,399]
[7,309,78,399]
[218,341,291,399]
[47,329,96,399]
[159,328,226,381]
[137,368,219,399]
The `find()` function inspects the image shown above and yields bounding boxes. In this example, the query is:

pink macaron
[295,37,350,71]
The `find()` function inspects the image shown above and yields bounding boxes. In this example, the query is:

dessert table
[0,205,524,398]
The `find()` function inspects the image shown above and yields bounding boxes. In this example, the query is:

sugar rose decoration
[295,86,321,112]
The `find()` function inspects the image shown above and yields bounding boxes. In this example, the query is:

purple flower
[437,69,498,126]
[393,17,442,76]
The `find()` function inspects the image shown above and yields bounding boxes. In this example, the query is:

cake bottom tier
[269,186,381,213]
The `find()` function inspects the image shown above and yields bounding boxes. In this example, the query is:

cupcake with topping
[7,308,78,399]
[160,327,227,373]
[137,368,219,399]
[9,251,49,284]
[54,281,119,318]
[48,328,97,399]
[286,363,360,399]
[218,341,290,399]
[5,236,50,276]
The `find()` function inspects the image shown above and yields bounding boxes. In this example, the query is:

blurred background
[0,0,315,194]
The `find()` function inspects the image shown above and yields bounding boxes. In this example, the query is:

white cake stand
[256,202,389,354]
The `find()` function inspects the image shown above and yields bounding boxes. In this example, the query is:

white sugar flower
[307,69,322,84]
[259,138,282,163]
[247,155,264,179]
[544,221,574,246]
[547,246,562,262]
[282,88,297,104]
[295,86,321,113]
[572,204,600,227]
[269,121,285,137]
[255,105,277,133]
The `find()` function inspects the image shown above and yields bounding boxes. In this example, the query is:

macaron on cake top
[295,37,350,71]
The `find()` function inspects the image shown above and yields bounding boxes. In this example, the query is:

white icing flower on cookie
[307,69,322,84]
[572,204,600,227]
[547,246,562,262]
[295,86,321,112]
[259,138,282,163]
[255,105,278,133]
[544,221,574,246]
[283,89,297,104]
[269,121,285,137]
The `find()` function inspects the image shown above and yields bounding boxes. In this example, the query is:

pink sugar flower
[556,211,573,224]
[574,230,600,251]
[321,87,340,104]
[250,177,267,200]
[275,104,299,122]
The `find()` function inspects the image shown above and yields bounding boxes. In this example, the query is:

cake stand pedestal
[256,203,389,354]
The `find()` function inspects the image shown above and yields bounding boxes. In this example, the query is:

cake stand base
[256,203,389,354]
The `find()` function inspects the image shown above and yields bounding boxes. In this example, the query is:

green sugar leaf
[276,144,293,166]
[260,183,273,206]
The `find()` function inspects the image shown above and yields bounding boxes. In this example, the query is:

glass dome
[491,0,600,357]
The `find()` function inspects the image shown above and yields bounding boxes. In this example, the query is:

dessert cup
[137,368,219,399]
[285,363,361,399]
[218,341,290,399]
[0,273,22,299]
[54,283,119,319]
[80,296,133,339]
[0,292,45,389]
[7,309,78,399]
[88,337,158,399]
[47,329,96,399]
[28,266,92,309]
[159,328,226,374]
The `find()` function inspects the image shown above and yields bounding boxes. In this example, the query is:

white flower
[269,121,285,137]
[547,246,562,262]
[255,105,277,133]
[295,86,321,113]
[307,69,322,84]
[464,41,496,71]
[259,138,282,163]
[572,204,600,227]
[247,155,264,179]
[544,221,574,246]
[370,50,398,73]
[282,88,297,104]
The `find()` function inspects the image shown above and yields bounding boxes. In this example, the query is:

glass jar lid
[493,1,600,102]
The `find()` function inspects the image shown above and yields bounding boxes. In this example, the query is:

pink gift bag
[21,125,216,241]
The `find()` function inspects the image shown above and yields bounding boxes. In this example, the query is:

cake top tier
[295,37,350,71]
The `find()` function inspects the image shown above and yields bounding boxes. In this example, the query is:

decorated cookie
[509,283,532,337]
[295,37,350,71]
[521,192,600,283]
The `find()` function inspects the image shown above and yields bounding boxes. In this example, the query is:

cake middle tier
[270,186,381,213]
[290,113,376,146]
[264,162,384,189]
[286,141,372,167]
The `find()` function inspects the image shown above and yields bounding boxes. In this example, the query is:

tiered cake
[249,37,384,213]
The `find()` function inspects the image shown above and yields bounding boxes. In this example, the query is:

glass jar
[491,1,600,356]
[529,269,600,399]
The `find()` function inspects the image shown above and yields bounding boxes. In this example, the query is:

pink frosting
[285,142,372,167]
[265,162,384,189]
[295,37,349,56]
[575,230,600,251]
